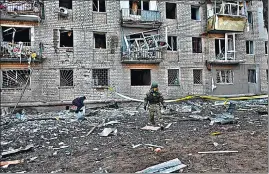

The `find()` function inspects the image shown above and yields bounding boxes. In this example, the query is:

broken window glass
[215,39,225,59]
[60,69,73,86]
[2,26,31,43]
[59,0,72,9]
[166,2,176,19]
[216,70,233,84]
[93,0,106,12]
[1,70,30,89]
[192,37,202,53]
[93,69,109,86]
[168,69,179,86]
[94,33,106,49]
[131,69,151,86]
[193,69,202,84]
[247,11,253,24]
[167,36,177,51]
[248,69,256,83]
[59,30,73,47]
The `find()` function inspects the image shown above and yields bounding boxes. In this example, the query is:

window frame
[168,69,180,86]
[166,2,177,19]
[192,37,202,53]
[93,32,107,49]
[167,36,177,51]
[130,69,151,86]
[246,40,254,55]
[248,69,256,83]
[59,69,74,87]
[59,0,72,9]
[93,0,106,12]
[216,69,234,84]
[1,69,31,89]
[92,69,109,87]
[59,30,73,48]
[193,69,203,85]
[247,11,253,24]
[191,5,201,21]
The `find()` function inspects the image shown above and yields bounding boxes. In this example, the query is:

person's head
[151,82,158,92]
[82,96,86,100]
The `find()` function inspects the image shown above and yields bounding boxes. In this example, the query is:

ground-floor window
[193,69,202,84]
[248,69,256,83]
[1,69,30,88]
[93,69,109,87]
[168,69,179,86]
[60,69,73,87]
[131,69,151,86]
[216,69,233,84]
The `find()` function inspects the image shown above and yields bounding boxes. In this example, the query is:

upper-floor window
[265,41,268,55]
[246,40,254,54]
[94,33,106,49]
[192,37,202,53]
[191,6,200,20]
[247,11,253,24]
[93,0,106,12]
[2,26,31,44]
[59,0,72,9]
[167,36,177,51]
[60,30,73,47]
[166,2,176,19]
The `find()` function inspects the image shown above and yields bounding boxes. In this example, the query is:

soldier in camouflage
[144,82,166,129]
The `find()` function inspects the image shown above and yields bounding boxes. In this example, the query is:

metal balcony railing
[0,0,43,17]
[122,49,163,62]
[0,41,41,61]
[121,8,161,23]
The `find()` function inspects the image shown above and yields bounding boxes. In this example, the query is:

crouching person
[144,82,166,130]
[72,96,86,120]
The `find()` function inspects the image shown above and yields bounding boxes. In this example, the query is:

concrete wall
[0,0,267,104]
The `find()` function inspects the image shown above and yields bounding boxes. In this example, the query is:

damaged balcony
[121,8,162,28]
[0,41,43,63]
[121,31,168,64]
[206,1,248,33]
[0,0,44,22]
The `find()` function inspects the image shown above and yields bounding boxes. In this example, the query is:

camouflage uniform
[144,87,166,126]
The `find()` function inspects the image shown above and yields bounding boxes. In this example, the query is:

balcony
[0,41,43,63]
[121,8,162,28]
[121,49,163,64]
[0,0,44,22]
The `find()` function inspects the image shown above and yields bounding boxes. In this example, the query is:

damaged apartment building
[0,0,268,104]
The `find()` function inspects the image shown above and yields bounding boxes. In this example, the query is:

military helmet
[151,82,158,88]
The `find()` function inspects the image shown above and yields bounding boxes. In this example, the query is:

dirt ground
[0,99,268,173]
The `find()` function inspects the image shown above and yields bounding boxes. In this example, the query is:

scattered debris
[211,132,221,136]
[103,120,120,126]
[0,159,24,167]
[1,141,12,146]
[1,144,34,157]
[165,123,172,129]
[86,125,98,136]
[29,157,38,162]
[181,106,192,113]
[198,150,238,154]
[141,126,160,131]
[51,169,63,173]
[213,142,219,147]
[99,128,117,137]
[154,148,162,153]
[209,113,237,125]
[136,158,187,173]
[189,115,209,120]
[144,144,164,149]
[132,144,142,148]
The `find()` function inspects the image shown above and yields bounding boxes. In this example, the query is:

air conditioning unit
[59,7,68,17]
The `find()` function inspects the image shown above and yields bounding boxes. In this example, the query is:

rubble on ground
[0,99,267,173]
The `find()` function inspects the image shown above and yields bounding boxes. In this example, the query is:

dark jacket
[144,89,164,106]
[72,97,85,108]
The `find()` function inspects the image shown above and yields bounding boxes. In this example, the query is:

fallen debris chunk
[213,142,219,147]
[51,169,63,173]
[181,106,192,113]
[209,113,237,125]
[136,158,187,173]
[211,132,221,136]
[198,150,238,154]
[86,125,98,136]
[189,115,209,120]
[99,128,117,137]
[0,159,24,167]
[1,144,34,157]
[132,144,142,148]
[165,123,172,129]
[144,144,164,149]
[29,157,38,162]
[141,126,160,131]
[0,141,12,146]
[103,120,120,126]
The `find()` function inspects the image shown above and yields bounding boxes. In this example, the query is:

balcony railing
[121,8,161,24]
[121,49,163,63]
[0,41,42,62]
[0,0,43,19]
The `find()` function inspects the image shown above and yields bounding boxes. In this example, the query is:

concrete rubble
[0,99,268,173]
